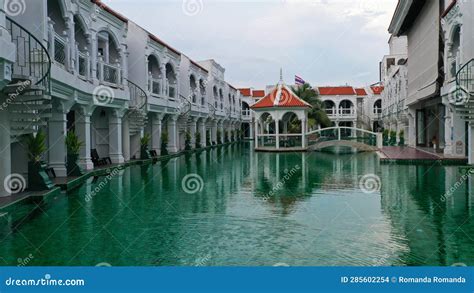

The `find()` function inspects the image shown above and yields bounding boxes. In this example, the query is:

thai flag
[295,75,305,85]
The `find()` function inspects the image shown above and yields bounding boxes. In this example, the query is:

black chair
[45,167,56,179]
[150,150,158,157]
[91,149,112,166]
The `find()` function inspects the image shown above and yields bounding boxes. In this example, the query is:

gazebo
[251,73,311,152]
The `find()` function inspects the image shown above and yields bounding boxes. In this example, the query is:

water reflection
[0,143,473,266]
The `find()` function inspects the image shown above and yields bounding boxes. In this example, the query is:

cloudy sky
[106,0,398,89]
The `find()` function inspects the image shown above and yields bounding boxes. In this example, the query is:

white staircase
[3,17,52,140]
[126,79,148,136]
[450,59,474,122]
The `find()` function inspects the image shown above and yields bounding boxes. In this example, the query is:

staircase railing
[126,79,148,111]
[454,58,474,105]
[5,16,51,93]
[179,94,192,116]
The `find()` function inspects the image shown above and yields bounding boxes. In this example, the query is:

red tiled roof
[91,0,128,23]
[239,88,252,97]
[371,86,384,95]
[252,90,266,98]
[355,88,367,96]
[318,86,355,95]
[149,34,180,56]
[190,60,208,73]
[251,85,311,109]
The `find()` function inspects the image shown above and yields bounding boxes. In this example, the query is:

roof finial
[279,68,283,83]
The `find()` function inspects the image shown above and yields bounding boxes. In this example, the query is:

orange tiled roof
[318,86,355,95]
[252,90,266,98]
[355,88,367,96]
[91,0,128,23]
[371,86,384,95]
[239,88,252,97]
[251,85,311,109]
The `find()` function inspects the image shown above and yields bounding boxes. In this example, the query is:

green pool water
[1,143,473,266]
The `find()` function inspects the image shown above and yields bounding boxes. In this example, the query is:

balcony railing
[241,109,251,119]
[53,32,68,66]
[373,108,382,115]
[149,77,161,96]
[164,80,177,100]
[77,49,90,79]
[97,58,122,86]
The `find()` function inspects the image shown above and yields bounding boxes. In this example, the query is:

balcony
[241,109,252,121]
[164,80,177,100]
[149,77,161,96]
[97,58,122,87]
[325,108,356,119]
[76,49,90,79]
[53,32,68,67]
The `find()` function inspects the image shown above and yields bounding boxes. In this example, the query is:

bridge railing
[307,127,382,148]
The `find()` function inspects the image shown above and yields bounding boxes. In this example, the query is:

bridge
[306,127,383,152]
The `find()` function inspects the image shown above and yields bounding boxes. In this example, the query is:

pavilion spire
[279,68,283,84]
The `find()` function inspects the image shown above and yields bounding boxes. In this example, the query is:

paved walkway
[380,146,440,160]
[379,146,467,164]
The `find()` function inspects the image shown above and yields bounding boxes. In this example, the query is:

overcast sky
[105,0,398,89]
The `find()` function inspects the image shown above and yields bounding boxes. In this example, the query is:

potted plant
[161,131,169,156]
[389,130,397,146]
[140,133,151,160]
[398,130,405,146]
[195,132,201,149]
[382,129,389,146]
[24,130,54,191]
[185,131,192,151]
[65,131,84,176]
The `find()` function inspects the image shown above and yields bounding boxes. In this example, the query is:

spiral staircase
[126,79,148,136]
[450,59,474,122]
[2,17,52,140]
[178,94,192,117]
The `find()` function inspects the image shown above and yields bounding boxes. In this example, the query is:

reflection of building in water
[380,165,474,266]
[250,152,310,215]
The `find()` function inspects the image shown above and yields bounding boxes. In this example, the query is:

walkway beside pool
[378,146,467,165]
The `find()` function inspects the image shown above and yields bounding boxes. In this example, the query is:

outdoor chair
[91,149,112,167]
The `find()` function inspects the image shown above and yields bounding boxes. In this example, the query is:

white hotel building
[388,0,474,161]
[0,0,246,197]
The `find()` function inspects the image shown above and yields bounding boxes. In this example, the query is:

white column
[152,113,163,153]
[89,32,98,84]
[0,99,11,197]
[189,117,197,148]
[108,110,125,164]
[218,122,224,144]
[199,119,206,148]
[167,115,178,153]
[122,116,130,161]
[275,118,280,149]
[76,107,94,170]
[66,15,75,73]
[254,119,259,148]
[211,120,217,144]
[469,124,474,165]
[48,106,68,177]
[302,117,307,148]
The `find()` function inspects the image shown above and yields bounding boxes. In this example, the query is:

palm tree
[291,83,332,128]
